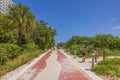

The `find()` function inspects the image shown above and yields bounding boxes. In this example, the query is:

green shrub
[97,58,120,65]
[68,45,96,57]
[110,49,120,56]
[94,58,120,77]
[0,50,43,77]
[0,30,18,44]
[22,42,38,52]
[0,43,22,64]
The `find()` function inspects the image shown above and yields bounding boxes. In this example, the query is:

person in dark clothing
[82,46,87,62]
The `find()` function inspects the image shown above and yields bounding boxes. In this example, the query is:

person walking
[82,46,87,62]
[94,46,99,62]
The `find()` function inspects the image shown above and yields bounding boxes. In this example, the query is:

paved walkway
[0,49,103,80]
[67,53,120,80]
[33,50,61,80]
[70,56,103,80]
[60,50,104,80]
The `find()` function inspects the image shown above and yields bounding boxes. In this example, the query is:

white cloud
[113,26,120,30]
[112,18,116,21]
[112,18,120,22]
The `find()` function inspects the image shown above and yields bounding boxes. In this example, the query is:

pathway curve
[1,49,98,80]
[34,50,61,80]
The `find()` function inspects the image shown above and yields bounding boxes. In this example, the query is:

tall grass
[94,58,120,79]
[0,50,44,77]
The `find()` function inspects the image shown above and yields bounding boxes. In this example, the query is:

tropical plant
[7,3,37,46]
[32,20,56,50]
[0,43,22,65]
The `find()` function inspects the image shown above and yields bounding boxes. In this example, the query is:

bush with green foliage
[94,58,120,77]
[0,43,22,65]
[22,42,39,52]
[32,20,56,50]
[64,34,120,57]
[0,29,18,44]
[0,50,43,77]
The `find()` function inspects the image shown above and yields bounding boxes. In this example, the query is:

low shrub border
[0,50,44,77]
[94,58,120,79]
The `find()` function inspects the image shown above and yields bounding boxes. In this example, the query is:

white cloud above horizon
[112,26,120,30]
[111,18,120,22]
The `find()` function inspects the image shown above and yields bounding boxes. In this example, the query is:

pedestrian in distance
[94,46,99,62]
[82,46,87,62]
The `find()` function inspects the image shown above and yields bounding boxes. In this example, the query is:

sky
[13,0,120,43]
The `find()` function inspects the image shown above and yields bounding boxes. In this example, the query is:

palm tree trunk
[18,30,22,46]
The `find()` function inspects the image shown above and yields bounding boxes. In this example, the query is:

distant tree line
[57,34,120,56]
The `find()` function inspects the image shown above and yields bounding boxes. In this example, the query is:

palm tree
[0,12,7,27]
[8,3,36,46]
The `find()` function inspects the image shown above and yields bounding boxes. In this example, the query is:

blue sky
[13,0,120,43]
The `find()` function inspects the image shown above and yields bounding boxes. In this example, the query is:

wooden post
[91,54,95,71]
[103,49,105,61]
[74,50,76,59]
[68,48,70,55]
[68,51,70,55]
